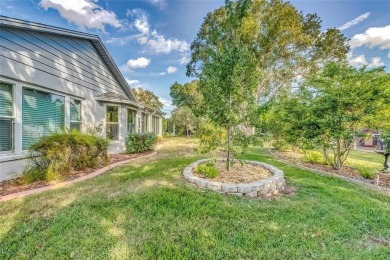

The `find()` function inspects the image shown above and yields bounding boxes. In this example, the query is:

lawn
[0,138,389,259]
[347,150,384,172]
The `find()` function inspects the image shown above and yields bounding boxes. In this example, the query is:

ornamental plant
[126,133,157,154]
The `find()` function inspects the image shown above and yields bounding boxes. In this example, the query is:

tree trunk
[227,125,231,171]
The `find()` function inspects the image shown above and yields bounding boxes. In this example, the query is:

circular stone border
[183,158,285,198]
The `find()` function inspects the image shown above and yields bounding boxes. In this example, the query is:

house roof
[0,15,137,102]
[95,92,140,107]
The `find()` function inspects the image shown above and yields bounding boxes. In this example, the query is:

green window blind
[70,99,82,131]
[0,82,13,152]
[22,88,65,150]
[0,82,13,117]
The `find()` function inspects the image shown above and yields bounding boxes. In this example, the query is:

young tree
[298,63,389,170]
[188,0,261,170]
[133,87,164,111]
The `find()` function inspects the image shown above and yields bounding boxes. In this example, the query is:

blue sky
[1,0,389,115]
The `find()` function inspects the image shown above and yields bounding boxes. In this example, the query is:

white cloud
[349,25,390,49]
[145,0,166,9]
[167,66,178,74]
[179,53,190,64]
[338,12,370,31]
[40,0,121,30]
[126,57,151,69]
[147,30,189,54]
[348,54,368,67]
[126,79,140,86]
[347,54,385,68]
[368,57,384,67]
[124,8,189,54]
[159,72,166,76]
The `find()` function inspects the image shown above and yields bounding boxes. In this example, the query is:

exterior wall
[0,25,163,181]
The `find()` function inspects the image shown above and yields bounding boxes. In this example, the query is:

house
[0,16,163,181]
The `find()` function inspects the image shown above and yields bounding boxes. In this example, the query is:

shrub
[163,132,174,138]
[302,151,326,165]
[126,133,157,154]
[356,165,376,180]
[157,136,163,143]
[196,162,219,179]
[24,130,109,182]
[272,139,289,151]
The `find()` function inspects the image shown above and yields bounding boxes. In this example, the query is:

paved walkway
[0,151,157,203]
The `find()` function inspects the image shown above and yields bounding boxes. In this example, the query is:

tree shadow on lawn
[0,144,390,258]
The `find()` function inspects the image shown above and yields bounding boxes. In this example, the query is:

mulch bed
[193,161,273,184]
[272,150,390,189]
[0,150,154,197]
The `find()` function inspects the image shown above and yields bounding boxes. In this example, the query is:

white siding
[0,27,126,97]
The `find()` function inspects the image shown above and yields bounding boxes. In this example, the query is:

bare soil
[193,161,272,184]
[0,150,154,196]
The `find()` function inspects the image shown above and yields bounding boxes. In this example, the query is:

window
[22,88,65,150]
[152,116,159,135]
[141,113,148,133]
[127,108,135,133]
[106,106,119,140]
[0,82,14,152]
[70,99,82,131]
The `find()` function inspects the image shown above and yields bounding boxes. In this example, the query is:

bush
[272,139,289,151]
[356,165,376,180]
[163,132,174,138]
[302,151,326,165]
[24,130,109,183]
[196,162,219,179]
[126,133,157,154]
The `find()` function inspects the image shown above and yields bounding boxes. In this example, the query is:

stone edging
[183,158,285,198]
[0,151,157,202]
[268,149,390,192]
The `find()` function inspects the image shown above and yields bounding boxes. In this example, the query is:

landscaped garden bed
[0,150,154,197]
[271,150,390,189]
[183,158,285,198]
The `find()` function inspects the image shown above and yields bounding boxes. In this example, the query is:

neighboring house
[0,16,163,181]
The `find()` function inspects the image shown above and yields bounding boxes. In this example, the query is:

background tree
[169,80,203,115]
[187,0,349,101]
[265,62,390,170]
[133,87,164,111]
[171,106,198,137]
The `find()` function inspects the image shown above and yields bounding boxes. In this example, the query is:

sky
[1,0,389,115]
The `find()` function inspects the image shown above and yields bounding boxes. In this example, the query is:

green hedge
[24,130,109,182]
[126,133,157,154]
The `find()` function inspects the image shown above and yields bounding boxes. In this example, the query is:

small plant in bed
[356,164,376,180]
[196,161,220,178]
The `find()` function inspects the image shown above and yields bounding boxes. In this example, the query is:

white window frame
[127,107,136,133]
[106,104,120,141]
[70,98,83,131]
[0,80,15,154]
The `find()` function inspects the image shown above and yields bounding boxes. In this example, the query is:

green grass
[1,138,389,259]
[347,150,384,172]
